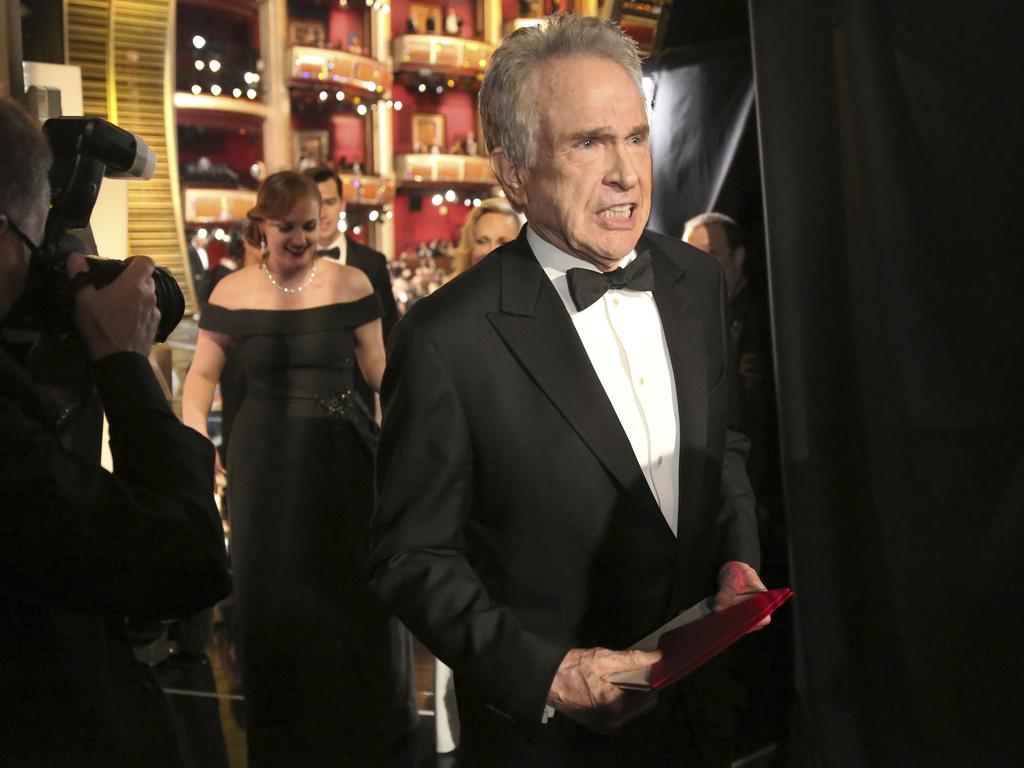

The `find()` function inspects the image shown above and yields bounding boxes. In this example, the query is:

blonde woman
[449,197,522,278]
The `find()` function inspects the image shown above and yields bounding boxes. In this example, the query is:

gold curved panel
[65,0,111,116]
[66,0,195,315]
[112,0,195,314]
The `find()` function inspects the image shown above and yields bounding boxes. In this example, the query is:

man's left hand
[712,561,770,631]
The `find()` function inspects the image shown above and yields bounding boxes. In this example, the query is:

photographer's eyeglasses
[4,217,43,260]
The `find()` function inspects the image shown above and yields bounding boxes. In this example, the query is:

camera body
[6,117,184,342]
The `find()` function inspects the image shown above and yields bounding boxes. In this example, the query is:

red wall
[393,192,472,251]
[391,0,481,39]
[177,126,263,182]
[438,90,477,150]
[392,81,478,155]
[330,113,366,167]
[328,8,368,49]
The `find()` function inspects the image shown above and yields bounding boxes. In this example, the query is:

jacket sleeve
[369,316,566,727]
[372,252,400,342]
[0,351,232,617]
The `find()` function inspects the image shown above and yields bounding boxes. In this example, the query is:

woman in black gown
[182,171,417,766]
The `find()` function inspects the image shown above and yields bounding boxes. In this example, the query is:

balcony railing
[290,46,392,97]
[392,35,494,78]
[394,153,496,187]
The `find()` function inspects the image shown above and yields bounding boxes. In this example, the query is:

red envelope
[610,588,794,691]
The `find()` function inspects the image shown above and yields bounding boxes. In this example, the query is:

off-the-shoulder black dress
[200,298,417,766]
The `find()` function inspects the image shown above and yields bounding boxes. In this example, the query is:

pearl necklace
[261,258,318,294]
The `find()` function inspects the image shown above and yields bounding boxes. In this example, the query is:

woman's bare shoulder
[319,259,373,302]
[207,264,264,308]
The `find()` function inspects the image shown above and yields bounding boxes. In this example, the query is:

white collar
[526,226,636,277]
[325,232,348,251]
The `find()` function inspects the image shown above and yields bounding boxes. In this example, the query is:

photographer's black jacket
[0,348,231,766]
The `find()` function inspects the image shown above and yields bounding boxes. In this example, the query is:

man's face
[514,56,652,271]
[685,223,742,297]
[316,177,345,246]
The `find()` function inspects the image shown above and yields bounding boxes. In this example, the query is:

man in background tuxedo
[369,16,765,767]
[0,98,231,766]
[305,166,398,338]
[306,166,399,407]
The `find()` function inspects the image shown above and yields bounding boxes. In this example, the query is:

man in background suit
[684,212,772,494]
[369,16,766,767]
[305,166,398,338]
[306,166,399,407]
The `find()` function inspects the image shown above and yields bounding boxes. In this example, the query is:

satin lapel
[486,237,664,526]
[648,237,709,546]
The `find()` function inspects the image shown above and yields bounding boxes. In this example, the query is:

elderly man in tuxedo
[369,15,765,767]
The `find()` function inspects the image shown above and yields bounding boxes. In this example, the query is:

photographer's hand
[68,253,161,360]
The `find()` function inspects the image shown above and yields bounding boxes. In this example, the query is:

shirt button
[637,376,645,386]
[656,457,663,466]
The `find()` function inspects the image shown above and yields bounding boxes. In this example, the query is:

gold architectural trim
[394,153,495,187]
[173,91,271,118]
[66,0,111,116]
[340,173,396,206]
[183,173,394,225]
[184,187,257,224]
[106,0,118,124]
[392,35,494,77]
[108,0,197,313]
[289,45,392,97]
[164,0,193,313]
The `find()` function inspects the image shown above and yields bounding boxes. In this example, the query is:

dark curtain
[645,39,755,239]
[749,0,1024,765]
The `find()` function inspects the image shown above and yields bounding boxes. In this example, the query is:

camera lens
[84,257,185,342]
[151,267,185,342]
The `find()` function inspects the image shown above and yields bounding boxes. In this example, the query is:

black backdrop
[645,39,755,239]
[747,0,1024,764]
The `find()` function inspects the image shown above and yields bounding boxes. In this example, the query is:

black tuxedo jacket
[0,349,232,766]
[329,237,398,407]
[369,229,759,763]
[336,236,399,340]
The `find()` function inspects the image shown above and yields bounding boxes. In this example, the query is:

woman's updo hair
[243,170,322,248]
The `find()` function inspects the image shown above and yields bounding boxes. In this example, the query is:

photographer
[0,98,231,766]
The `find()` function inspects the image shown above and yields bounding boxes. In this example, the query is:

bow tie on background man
[565,250,655,311]
[317,247,341,259]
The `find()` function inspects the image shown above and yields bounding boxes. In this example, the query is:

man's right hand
[68,253,161,360]
[546,647,661,734]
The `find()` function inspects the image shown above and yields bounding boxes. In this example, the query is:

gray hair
[479,14,644,170]
[0,99,52,227]
[682,212,744,249]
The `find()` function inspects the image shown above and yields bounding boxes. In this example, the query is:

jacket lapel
[486,233,666,529]
[646,235,710,549]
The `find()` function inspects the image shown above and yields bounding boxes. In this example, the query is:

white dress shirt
[528,227,681,535]
[321,232,348,264]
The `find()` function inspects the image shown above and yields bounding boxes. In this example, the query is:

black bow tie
[565,250,655,311]
[317,247,341,259]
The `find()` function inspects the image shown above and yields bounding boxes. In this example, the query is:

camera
[5,117,185,342]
